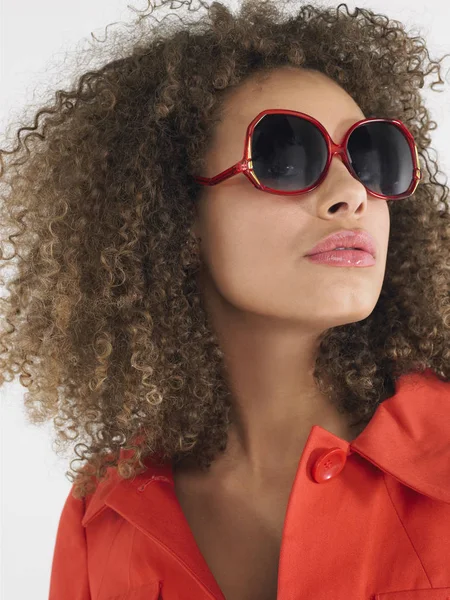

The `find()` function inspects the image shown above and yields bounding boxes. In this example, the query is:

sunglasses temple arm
[194,159,249,186]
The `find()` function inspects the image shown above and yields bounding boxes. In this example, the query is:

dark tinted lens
[251,114,328,192]
[346,121,414,196]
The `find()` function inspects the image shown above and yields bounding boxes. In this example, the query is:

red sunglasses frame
[193,108,423,200]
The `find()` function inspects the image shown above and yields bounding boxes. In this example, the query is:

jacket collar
[81,367,450,525]
[349,367,450,504]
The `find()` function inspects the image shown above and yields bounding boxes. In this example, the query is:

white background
[1,0,449,598]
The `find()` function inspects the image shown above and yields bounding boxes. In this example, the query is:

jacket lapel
[82,448,225,599]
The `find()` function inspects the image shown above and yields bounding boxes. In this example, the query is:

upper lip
[305,229,377,258]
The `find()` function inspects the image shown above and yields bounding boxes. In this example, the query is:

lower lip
[305,249,376,266]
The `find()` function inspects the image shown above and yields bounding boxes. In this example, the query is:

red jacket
[49,368,450,600]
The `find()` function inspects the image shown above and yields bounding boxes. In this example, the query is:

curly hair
[0,0,449,500]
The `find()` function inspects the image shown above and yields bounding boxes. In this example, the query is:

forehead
[217,66,366,144]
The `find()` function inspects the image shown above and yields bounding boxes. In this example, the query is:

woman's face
[192,67,390,334]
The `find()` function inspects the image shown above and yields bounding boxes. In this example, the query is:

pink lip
[306,248,376,266]
[305,229,377,259]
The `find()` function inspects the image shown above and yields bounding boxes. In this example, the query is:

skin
[190,65,390,491]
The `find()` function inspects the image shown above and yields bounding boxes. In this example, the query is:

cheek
[201,211,298,312]
[205,197,292,275]
[375,201,391,256]
[202,191,274,266]
[207,224,277,276]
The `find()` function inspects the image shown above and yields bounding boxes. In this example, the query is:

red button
[312,447,348,482]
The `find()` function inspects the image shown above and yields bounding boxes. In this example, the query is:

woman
[0,0,449,598]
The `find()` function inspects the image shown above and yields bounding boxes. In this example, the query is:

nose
[318,153,370,205]
[328,153,361,186]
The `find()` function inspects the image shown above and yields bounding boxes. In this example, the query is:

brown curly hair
[0,0,449,500]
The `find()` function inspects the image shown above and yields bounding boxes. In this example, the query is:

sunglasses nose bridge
[326,140,351,175]
[329,138,349,160]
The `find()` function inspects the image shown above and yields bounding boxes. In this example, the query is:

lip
[305,228,377,258]
[306,249,376,266]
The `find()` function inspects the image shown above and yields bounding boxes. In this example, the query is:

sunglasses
[193,109,422,200]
